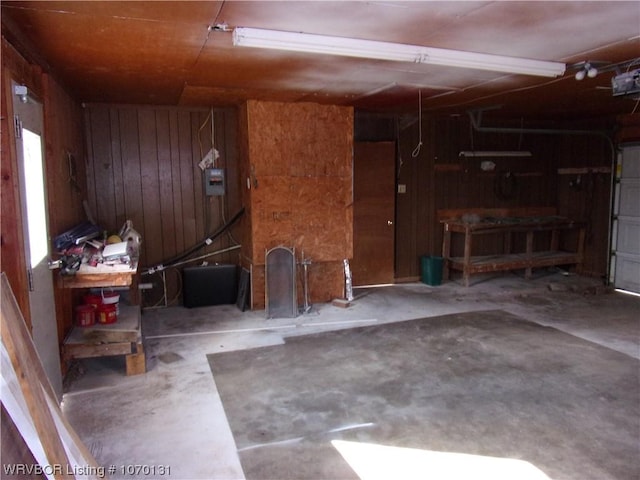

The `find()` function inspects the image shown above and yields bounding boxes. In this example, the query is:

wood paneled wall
[240,100,354,309]
[84,105,243,307]
[364,113,615,281]
[43,74,91,341]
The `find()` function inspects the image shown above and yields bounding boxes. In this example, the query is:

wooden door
[352,142,396,286]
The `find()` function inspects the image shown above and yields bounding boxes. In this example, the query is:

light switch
[397,184,407,194]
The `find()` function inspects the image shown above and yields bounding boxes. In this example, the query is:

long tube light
[232,27,566,78]
[459,151,532,157]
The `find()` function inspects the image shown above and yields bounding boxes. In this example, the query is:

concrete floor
[61,271,640,480]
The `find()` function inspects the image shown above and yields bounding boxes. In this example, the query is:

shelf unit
[441,215,586,287]
[60,265,145,375]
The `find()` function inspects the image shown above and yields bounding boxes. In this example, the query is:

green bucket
[421,256,443,286]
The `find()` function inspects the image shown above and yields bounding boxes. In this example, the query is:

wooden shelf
[58,263,137,289]
[63,304,146,375]
[449,251,583,275]
[442,215,586,287]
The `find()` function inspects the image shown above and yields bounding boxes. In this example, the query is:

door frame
[352,141,396,287]
[11,80,63,399]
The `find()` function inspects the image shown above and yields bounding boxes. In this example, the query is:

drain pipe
[467,108,617,285]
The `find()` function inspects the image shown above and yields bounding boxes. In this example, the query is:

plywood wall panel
[242,100,353,307]
[306,261,345,304]
[293,176,353,262]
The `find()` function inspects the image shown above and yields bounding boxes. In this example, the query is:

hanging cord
[198,110,214,235]
[396,117,404,180]
[411,90,423,158]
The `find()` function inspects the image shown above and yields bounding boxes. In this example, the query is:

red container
[84,293,102,308]
[96,304,117,324]
[75,304,95,327]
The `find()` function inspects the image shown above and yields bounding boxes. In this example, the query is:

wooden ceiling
[2,1,639,119]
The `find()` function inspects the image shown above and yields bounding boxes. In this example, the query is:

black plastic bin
[420,256,443,286]
[183,264,238,308]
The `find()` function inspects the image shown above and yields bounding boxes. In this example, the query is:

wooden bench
[60,264,145,375]
[63,304,146,376]
[439,207,586,286]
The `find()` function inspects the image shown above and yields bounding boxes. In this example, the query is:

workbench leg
[504,232,512,254]
[126,343,146,376]
[442,229,451,280]
[576,227,586,274]
[463,228,472,287]
[550,229,559,251]
[525,231,534,279]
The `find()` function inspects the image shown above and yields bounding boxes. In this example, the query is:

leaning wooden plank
[1,274,73,478]
[44,391,105,478]
[1,343,52,475]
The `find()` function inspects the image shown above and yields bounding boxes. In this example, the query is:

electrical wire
[142,207,245,274]
[411,90,423,158]
[395,117,404,180]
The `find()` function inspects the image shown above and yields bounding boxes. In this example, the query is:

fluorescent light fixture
[459,151,532,157]
[232,27,566,78]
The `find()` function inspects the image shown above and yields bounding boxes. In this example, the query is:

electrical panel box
[205,168,225,196]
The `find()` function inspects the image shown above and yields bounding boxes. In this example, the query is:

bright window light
[615,288,640,298]
[233,27,566,78]
[332,440,552,480]
[22,129,48,268]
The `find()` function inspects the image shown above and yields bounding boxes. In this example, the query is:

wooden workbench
[441,214,586,287]
[63,304,145,375]
[60,262,145,375]
[58,262,137,287]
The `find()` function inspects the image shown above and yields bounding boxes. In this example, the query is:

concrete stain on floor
[61,272,640,480]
